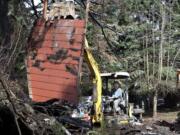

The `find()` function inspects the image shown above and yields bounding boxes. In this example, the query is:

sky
[34,0,41,6]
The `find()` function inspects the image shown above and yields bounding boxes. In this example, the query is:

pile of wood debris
[0,75,90,135]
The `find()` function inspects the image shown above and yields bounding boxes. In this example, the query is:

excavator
[27,0,143,125]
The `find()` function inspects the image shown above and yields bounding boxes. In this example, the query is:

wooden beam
[43,0,48,19]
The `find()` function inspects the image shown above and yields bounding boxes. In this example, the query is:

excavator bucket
[27,18,85,104]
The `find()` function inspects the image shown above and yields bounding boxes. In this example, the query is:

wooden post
[85,0,90,34]
[43,0,48,19]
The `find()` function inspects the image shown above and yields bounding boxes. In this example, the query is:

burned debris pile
[0,75,91,135]
[0,98,91,135]
[32,99,75,117]
[32,99,91,133]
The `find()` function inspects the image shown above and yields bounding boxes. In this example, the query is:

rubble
[0,75,91,135]
[0,98,92,135]
[32,98,91,133]
[0,103,55,135]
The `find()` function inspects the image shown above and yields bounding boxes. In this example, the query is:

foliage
[0,0,37,91]
[85,0,180,97]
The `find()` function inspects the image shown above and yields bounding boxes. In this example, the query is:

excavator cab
[101,72,130,115]
[100,72,144,124]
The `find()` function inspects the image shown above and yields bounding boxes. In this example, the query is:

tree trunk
[166,2,172,84]
[153,90,158,118]
[152,5,155,77]
[153,3,166,118]
[0,0,10,39]
[146,28,149,87]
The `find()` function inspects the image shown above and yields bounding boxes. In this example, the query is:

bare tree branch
[30,0,39,18]
[0,75,22,135]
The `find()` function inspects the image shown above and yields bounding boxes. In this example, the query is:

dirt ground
[94,108,180,135]
[144,108,180,123]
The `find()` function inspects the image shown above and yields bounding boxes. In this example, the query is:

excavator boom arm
[84,38,102,123]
